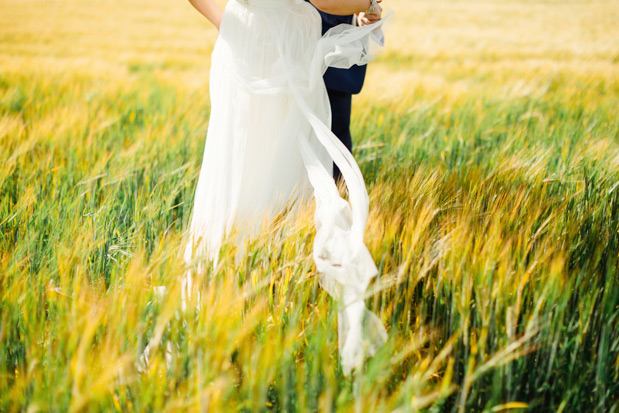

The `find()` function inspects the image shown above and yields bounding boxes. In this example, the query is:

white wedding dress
[184,0,388,375]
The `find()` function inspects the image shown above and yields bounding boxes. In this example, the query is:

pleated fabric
[184,0,389,374]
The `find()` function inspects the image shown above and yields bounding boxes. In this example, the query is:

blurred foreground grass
[1,0,619,411]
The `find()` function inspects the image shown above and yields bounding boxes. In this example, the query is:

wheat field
[1,0,618,411]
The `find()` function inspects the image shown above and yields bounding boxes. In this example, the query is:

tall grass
[1,0,618,411]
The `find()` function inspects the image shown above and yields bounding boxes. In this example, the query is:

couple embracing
[184,0,388,375]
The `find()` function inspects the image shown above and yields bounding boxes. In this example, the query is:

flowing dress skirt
[184,0,388,374]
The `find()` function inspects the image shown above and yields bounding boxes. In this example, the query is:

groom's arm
[310,0,381,16]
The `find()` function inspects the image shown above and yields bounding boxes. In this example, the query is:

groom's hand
[356,2,382,26]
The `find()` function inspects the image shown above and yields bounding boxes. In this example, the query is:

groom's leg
[327,88,353,182]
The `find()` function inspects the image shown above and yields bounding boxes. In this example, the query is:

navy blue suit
[309,3,368,179]
[315,10,367,95]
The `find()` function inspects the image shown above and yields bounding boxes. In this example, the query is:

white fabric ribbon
[295,18,390,375]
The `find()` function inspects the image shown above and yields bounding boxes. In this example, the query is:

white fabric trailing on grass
[184,0,390,374]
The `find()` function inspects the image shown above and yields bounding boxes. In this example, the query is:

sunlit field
[1,0,619,411]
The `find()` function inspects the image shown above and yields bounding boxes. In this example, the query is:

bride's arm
[188,0,224,30]
[310,0,380,16]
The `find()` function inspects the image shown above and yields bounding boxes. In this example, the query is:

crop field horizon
[1,0,618,411]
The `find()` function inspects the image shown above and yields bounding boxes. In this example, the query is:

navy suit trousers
[327,89,352,181]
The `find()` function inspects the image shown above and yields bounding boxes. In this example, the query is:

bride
[184,0,388,375]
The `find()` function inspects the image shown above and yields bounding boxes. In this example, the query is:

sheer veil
[182,0,392,374]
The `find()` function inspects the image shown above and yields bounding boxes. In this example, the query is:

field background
[1,0,619,411]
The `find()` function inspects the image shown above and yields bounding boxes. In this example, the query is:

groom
[308,0,383,181]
